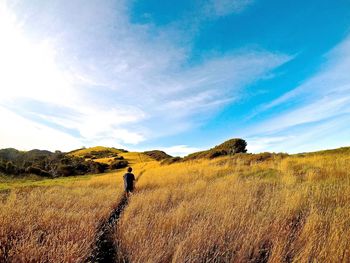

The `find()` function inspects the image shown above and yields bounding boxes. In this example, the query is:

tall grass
[0,169,127,262]
[2,151,350,262]
[116,154,350,262]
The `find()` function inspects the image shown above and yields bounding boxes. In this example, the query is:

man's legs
[125,187,133,197]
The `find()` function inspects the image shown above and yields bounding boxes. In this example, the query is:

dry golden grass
[2,150,350,262]
[0,167,134,262]
[69,146,154,165]
[116,153,350,262]
[94,152,153,165]
[68,146,123,157]
[121,152,154,164]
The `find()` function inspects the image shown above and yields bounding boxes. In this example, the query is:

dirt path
[85,169,145,263]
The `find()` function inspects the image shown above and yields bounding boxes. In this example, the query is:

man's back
[123,172,135,189]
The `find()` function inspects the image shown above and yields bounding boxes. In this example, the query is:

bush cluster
[109,160,129,170]
[0,148,109,178]
[185,138,248,160]
[143,150,172,161]
[83,150,119,159]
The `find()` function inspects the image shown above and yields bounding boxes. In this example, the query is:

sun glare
[0,3,73,106]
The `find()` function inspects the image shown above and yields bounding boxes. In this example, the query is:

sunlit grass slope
[2,144,350,262]
[116,152,350,262]
[0,173,97,191]
[68,146,124,157]
[69,146,154,165]
[0,160,145,262]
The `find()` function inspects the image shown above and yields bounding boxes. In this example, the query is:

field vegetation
[0,146,153,180]
[0,148,109,178]
[143,150,172,161]
[116,148,350,262]
[0,162,149,262]
[1,142,350,262]
[184,138,248,160]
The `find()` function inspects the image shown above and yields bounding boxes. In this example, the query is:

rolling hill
[1,139,350,262]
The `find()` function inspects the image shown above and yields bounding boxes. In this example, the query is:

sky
[0,0,350,156]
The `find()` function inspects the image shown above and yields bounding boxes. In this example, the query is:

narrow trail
[85,169,146,263]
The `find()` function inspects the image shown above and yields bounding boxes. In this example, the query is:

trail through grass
[86,167,146,263]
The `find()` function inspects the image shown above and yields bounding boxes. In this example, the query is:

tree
[216,138,247,154]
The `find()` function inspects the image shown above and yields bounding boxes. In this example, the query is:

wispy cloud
[159,145,201,157]
[0,0,289,151]
[0,106,82,151]
[246,35,350,153]
[205,0,254,17]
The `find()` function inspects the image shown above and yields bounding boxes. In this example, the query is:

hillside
[115,146,350,262]
[1,140,350,262]
[69,146,156,165]
[143,150,173,161]
[0,148,108,178]
[0,146,164,179]
[296,146,350,156]
[184,138,248,160]
[68,146,127,158]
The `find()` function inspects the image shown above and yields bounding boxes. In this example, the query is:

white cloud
[0,0,289,151]
[246,136,293,153]
[244,35,350,153]
[0,1,147,149]
[0,106,81,151]
[159,145,201,157]
[205,0,254,17]
[0,5,74,106]
[253,92,350,134]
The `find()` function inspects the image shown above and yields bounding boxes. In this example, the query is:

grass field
[1,149,350,262]
[115,152,350,262]
[0,162,147,262]
[0,173,102,191]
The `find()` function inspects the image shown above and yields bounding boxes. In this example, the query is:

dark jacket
[123,172,135,191]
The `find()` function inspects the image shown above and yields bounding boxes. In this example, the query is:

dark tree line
[0,148,116,178]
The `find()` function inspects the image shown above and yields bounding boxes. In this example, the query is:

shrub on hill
[0,148,108,177]
[143,150,172,161]
[0,148,22,160]
[5,161,18,175]
[25,166,51,177]
[68,146,129,158]
[86,150,118,159]
[90,162,109,173]
[185,138,248,160]
[215,138,247,154]
[0,161,5,174]
[109,160,129,170]
[56,164,75,177]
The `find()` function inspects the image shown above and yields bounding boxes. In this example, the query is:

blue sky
[0,0,350,156]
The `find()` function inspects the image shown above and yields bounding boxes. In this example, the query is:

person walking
[123,167,135,197]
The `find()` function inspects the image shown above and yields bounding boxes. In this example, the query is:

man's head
[127,167,132,173]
